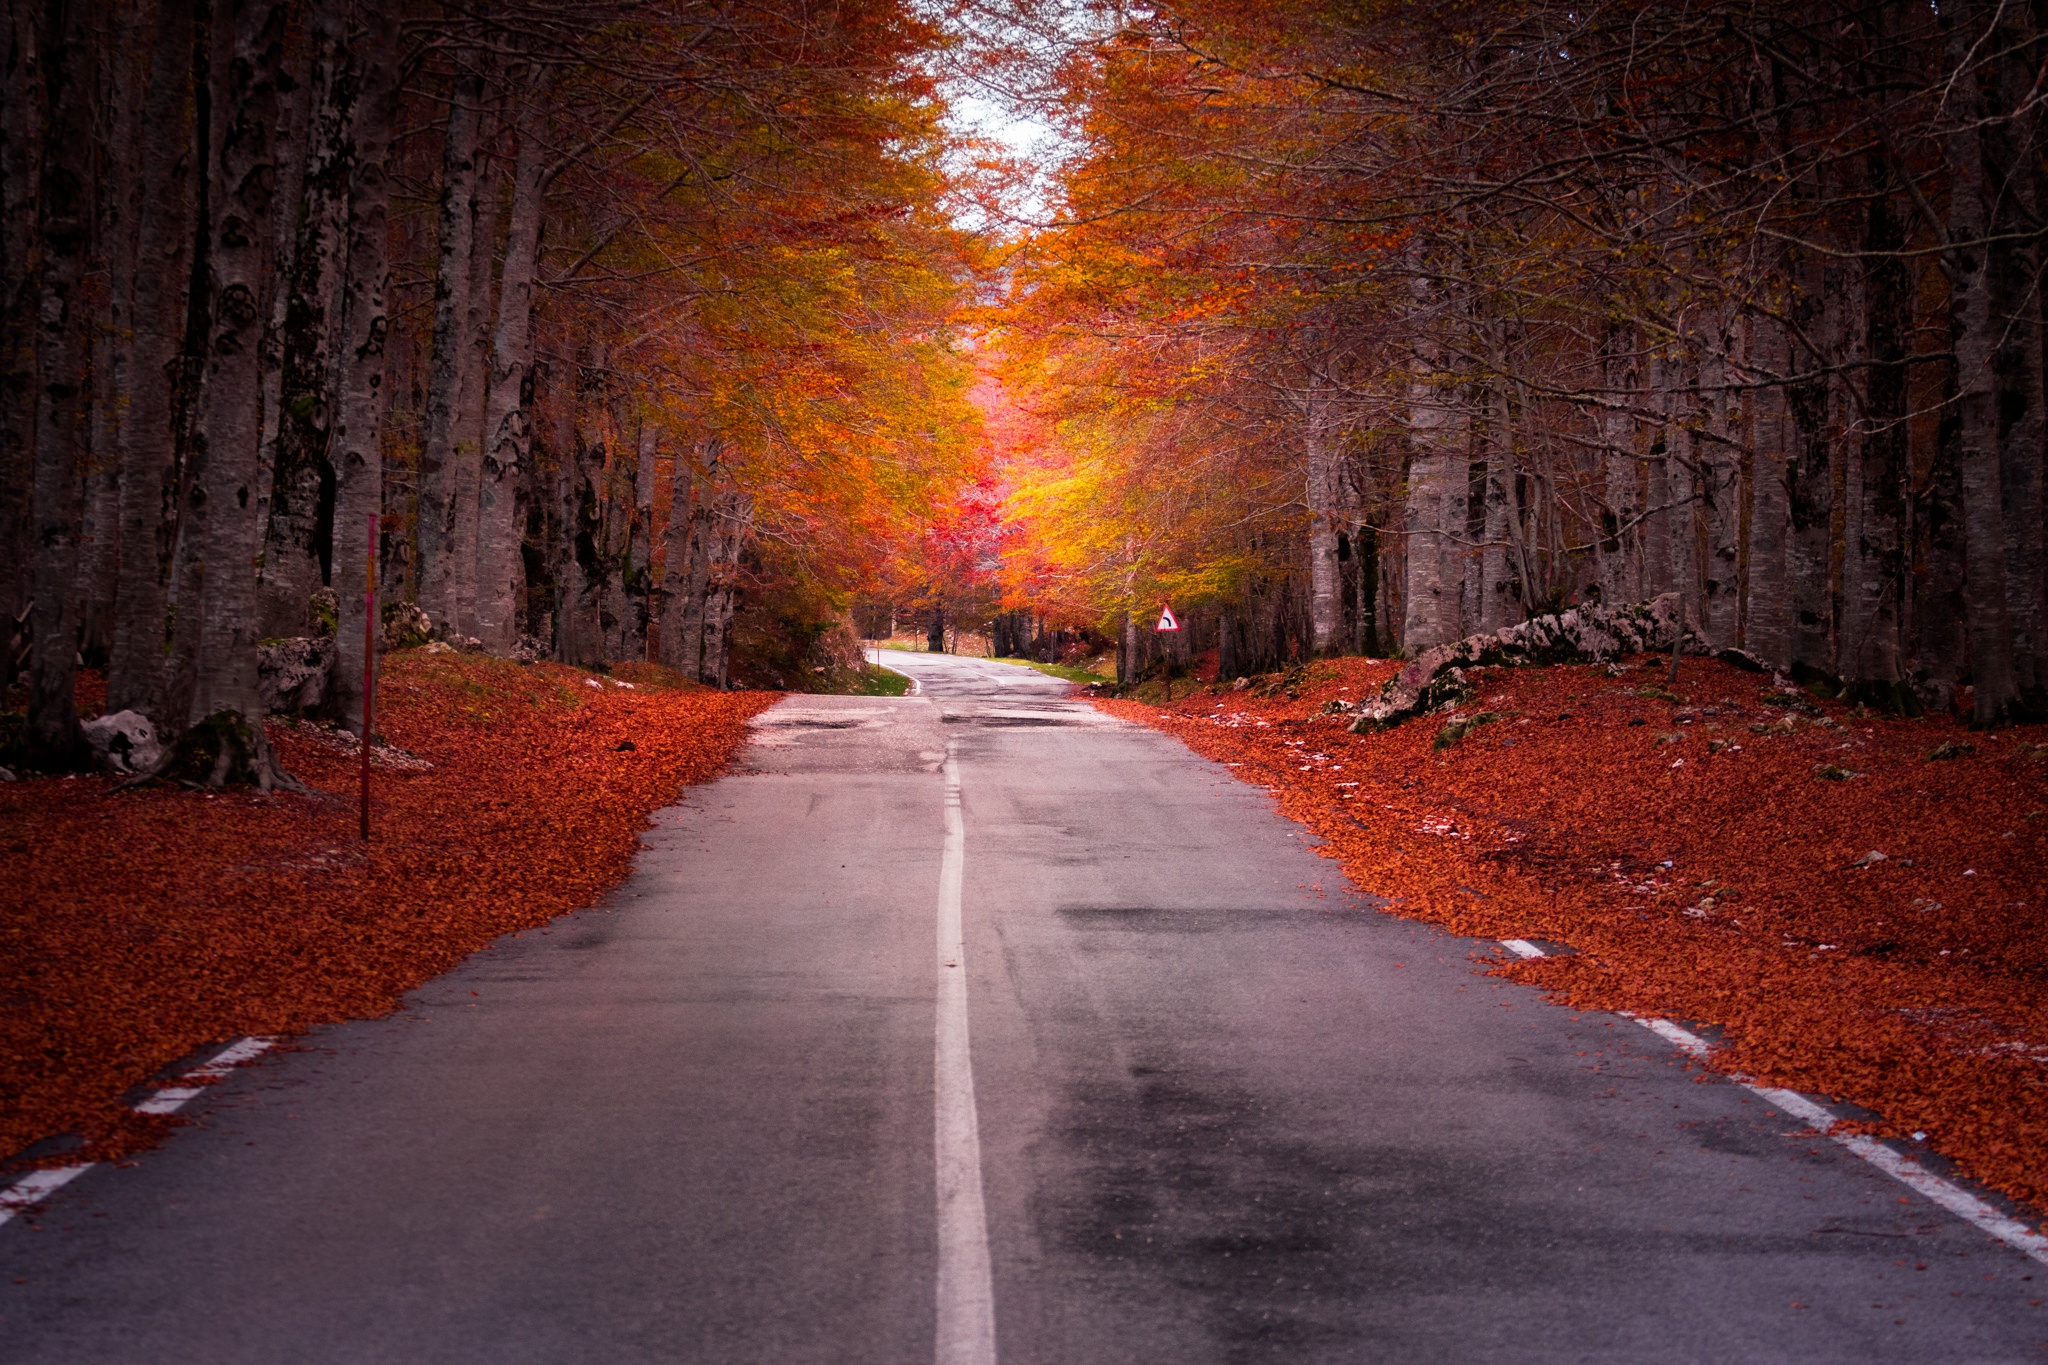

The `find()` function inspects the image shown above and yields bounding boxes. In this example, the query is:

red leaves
[1103,655,2048,1215]
[0,654,775,1166]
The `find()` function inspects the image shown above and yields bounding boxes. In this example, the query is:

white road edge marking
[1501,939,2048,1266]
[0,1036,276,1228]
[935,741,997,1365]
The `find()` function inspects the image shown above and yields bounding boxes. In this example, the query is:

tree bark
[253,0,348,638]
[415,61,483,636]
[473,69,550,654]
[79,2,146,665]
[0,0,43,686]
[449,131,500,640]
[655,445,697,669]
[327,0,397,737]
[23,0,95,766]
[1303,374,1341,654]
[155,0,292,786]
[106,0,196,717]
[1942,1,2019,722]
[1744,310,1793,667]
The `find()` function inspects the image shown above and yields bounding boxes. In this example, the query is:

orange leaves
[1102,655,2048,1215]
[0,655,775,1166]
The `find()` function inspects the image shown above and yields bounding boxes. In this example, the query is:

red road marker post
[361,513,376,842]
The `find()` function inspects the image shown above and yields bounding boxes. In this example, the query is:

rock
[382,601,433,650]
[1350,594,1685,732]
[1849,849,1887,868]
[81,709,162,774]
[257,636,335,715]
[1714,647,1768,673]
[511,634,549,664]
[1925,740,1973,761]
[307,586,339,637]
[0,765,15,781]
[454,635,484,653]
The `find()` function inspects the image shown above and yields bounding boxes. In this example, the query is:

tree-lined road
[2,654,2042,1362]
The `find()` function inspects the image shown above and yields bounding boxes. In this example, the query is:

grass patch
[993,656,1108,685]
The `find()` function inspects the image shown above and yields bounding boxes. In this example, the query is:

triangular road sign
[1155,605,1180,632]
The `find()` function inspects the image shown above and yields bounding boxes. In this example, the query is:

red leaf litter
[1100,655,2048,1219]
[1,654,775,1166]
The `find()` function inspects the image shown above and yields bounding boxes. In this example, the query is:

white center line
[1501,939,2048,1266]
[935,741,997,1365]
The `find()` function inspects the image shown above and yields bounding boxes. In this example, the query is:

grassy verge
[0,655,776,1167]
[992,656,1110,685]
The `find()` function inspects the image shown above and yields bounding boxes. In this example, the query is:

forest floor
[1098,654,2048,1221]
[0,654,775,1169]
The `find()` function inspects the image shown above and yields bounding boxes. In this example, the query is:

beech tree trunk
[655,446,697,669]
[416,63,483,635]
[1943,3,2019,723]
[0,0,42,685]
[79,4,146,665]
[106,0,196,717]
[159,0,290,784]
[450,136,501,640]
[1744,311,1793,667]
[1303,375,1341,654]
[327,0,398,738]
[253,0,349,638]
[23,0,95,766]
[474,70,550,654]
[626,417,657,660]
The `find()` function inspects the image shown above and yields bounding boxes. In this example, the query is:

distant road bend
[2,651,2043,1362]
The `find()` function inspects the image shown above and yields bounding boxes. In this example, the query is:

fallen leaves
[0,653,775,1166]
[1100,653,2048,1216]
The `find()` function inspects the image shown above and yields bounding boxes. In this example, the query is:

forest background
[5,0,2048,784]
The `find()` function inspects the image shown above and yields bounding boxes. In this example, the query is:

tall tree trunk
[327,0,397,738]
[1700,345,1743,650]
[1596,322,1642,607]
[1787,255,1837,674]
[23,0,94,767]
[655,447,696,669]
[106,0,196,717]
[253,0,347,637]
[1846,178,1909,703]
[473,70,549,654]
[449,134,500,639]
[1303,374,1341,654]
[1943,2,2019,722]
[560,346,606,666]
[80,2,146,666]
[161,0,289,784]
[626,416,656,660]
[0,0,43,686]
[415,62,483,635]
[1744,310,1793,667]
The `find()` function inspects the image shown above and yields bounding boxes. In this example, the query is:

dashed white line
[1501,939,2048,1266]
[133,1036,275,1115]
[935,742,997,1364]
[0,1165,92,1227]
[0,1036,275,1228]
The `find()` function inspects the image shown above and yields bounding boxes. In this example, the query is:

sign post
[1153,604,1181,702]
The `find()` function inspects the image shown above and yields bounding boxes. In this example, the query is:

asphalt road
[3,651,2044,1362]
